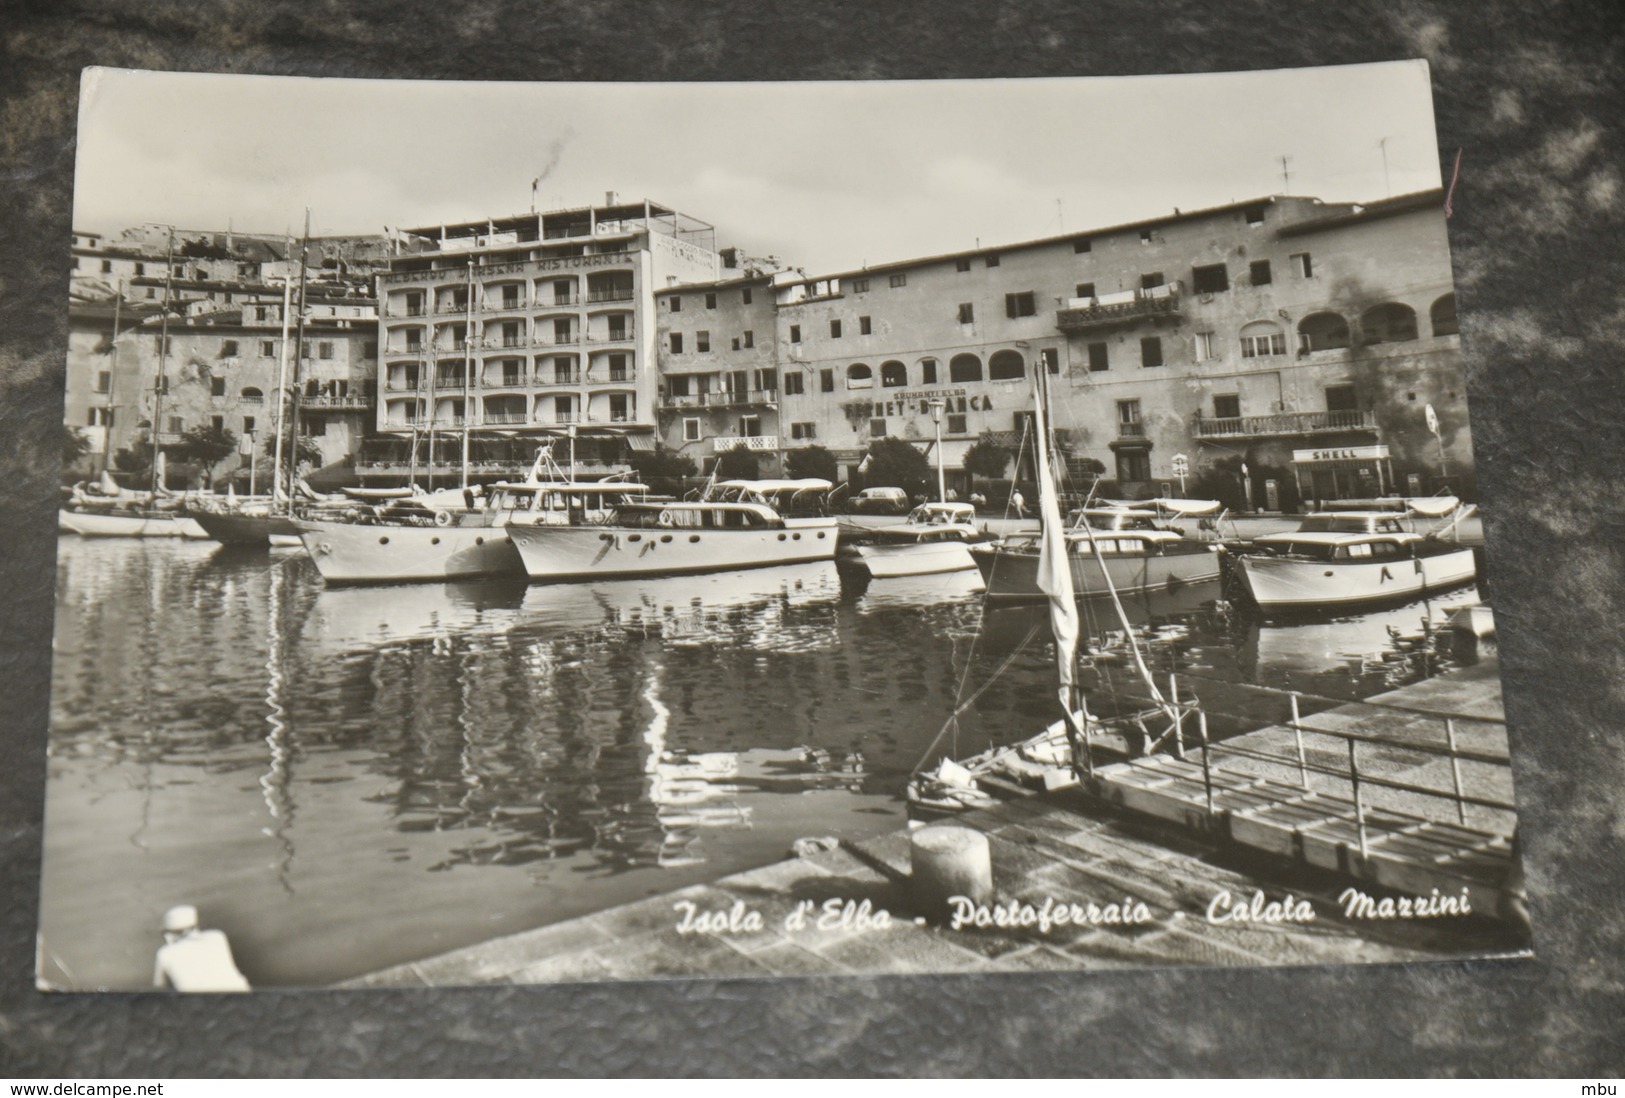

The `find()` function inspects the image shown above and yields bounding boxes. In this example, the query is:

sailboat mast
[284,211,312,511]
[103,282,121,479]
[151,229,175,498]
[270,246,294,503]
[462,258,473,490]
[425,309,437,492]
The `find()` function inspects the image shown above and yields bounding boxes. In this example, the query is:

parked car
[847,486,911,515]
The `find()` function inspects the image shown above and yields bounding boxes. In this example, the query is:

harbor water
[40,536,1484,988]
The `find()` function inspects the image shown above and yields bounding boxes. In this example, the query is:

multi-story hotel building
[370,197,719,479]
[649,188,1468,508]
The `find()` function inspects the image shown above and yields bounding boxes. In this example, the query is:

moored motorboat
[1229,510,1477,613]
[971,506,1222,600]
[506,500,838,582]
[299,479,650,584]
[839,502,994,578]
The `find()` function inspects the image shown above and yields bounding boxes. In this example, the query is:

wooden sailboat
[908,361,1197,815]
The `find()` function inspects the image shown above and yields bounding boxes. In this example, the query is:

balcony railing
[437,300,471,314]
[599,370,631,383]
[537,372,583,386]
[484,374,529,388]
[586,288,634,304]
[536,295,579,308]
[1192,409,1378,439]
[482,411,529,425]
[660,390,775,409]
[484,298,528,312]
[386,345,423,358]
[592,330,633,343]
[534,334,580,346]
[1117,421,1146,438]
[300,393,372,411]
[402,306,427,317]
[1057,283,1182,332]
[551,412,579,424]
[385,378,421,391]
[713,435,778,453]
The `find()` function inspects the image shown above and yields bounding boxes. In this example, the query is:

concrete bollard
[910,826,993,922]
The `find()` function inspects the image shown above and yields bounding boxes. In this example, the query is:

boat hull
[191,510,304,546]
[508,521,837,581]
[842,540,979,578]
[971,543,1222,599]
[59,509,209,539]
[1234,546,1477,611]
[299,520,523,584]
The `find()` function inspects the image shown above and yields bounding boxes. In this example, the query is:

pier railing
[1106,675,1516,848]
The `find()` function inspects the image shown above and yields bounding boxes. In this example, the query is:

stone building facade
[65,227,383,486]
[647,189,1469,507]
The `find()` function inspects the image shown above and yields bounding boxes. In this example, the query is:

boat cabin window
[1296,515,1405,535]
[1337,541,1403,559]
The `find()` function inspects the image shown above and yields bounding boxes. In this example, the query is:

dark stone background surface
[1,0,1622,1078]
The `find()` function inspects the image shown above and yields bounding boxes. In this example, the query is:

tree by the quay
[714,446,760,480]
[61,424,92,477]
[173,424,239,489]
[860,437,931,499]
[628,444,698,495]
[962,436,1012,482]
[785,444,838,483]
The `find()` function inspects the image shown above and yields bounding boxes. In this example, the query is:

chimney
[605,190,620,205]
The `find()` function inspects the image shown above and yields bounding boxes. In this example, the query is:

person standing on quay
[152,904,251,992]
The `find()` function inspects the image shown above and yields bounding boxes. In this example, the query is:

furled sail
[1031,371,1078,697]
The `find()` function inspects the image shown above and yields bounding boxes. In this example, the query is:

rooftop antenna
[1279,155,1291,193]
[1057,198,1064,232]
[1379,137,1392,197]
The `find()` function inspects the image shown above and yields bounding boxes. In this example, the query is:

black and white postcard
[43,61,1530,991]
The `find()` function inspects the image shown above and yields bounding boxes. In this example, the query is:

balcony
[300,393,373,412]
[1057,284,1182,332]
[536,372,583,387]
[1116,421,1146,439]
[661,390,775,410]
[483,374,529,389]
[534,334,580,347]
[483,298,529,312]
[436,300,471,315]
[535,295,579,309]
[586,288,634,304]
[713,435,778,453]
[385,345,424,359]
[385,378,422,392]
[1192,409,1378,440]
[591,329,634,343]
[483,411,529,425]
[401,306,428,318]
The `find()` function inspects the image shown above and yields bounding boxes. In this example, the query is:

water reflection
[43,536,1483,988]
